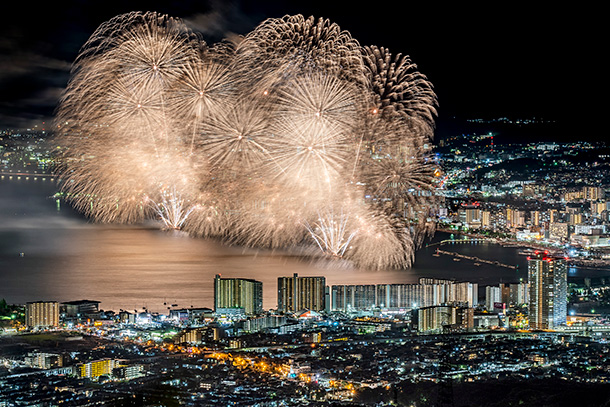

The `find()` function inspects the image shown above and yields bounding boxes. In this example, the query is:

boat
[453,258,461,261]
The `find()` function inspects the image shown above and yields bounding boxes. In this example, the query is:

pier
[435,248,519,270]
[426,238,491,248]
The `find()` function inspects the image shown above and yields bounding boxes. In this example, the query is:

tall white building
[214,274,263,316]
[277,273,326,313]
[25,301,59,329]
[485,286,501,312]
[331,280,478,311]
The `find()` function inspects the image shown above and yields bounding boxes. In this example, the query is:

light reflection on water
[1,178,609,312]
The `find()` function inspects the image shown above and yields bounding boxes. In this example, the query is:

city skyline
[1,4,608,405]
[2,131,610,406]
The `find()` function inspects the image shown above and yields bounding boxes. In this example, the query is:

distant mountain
[434,116,585,145]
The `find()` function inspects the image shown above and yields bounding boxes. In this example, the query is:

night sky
[0,1,601,141]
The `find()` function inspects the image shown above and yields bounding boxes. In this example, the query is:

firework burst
[305,206,357,258]
[54,11,439,270]
[362,45,437,141]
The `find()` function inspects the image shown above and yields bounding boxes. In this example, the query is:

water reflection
[2,178,610,313]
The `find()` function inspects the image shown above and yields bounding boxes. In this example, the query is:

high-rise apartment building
[500,283,511,304]
[417,305,473,333]
[331,285,376,311]
[528,252,567,329]
[25,301,59,329]
[277,273,326,313]
[330,280,478,311]
[509,282,529,305]
[214,274,263,316]
[446,281,478,307]
[481,210,491,228]
[506,208,526,229]
[530,210,541,226]
[485,286,501,312]
[459,208,482,229]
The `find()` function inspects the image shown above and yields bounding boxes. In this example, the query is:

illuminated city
[0,2,606,406]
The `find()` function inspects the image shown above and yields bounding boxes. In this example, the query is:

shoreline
[434,228,610,271]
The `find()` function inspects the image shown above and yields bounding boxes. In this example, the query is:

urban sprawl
[2,124,610,406]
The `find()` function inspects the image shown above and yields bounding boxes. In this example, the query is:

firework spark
[305,206,357,258]
[54,11,439,270]
[145,186,198,230]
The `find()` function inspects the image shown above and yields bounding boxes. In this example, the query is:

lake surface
[2,178,609,313]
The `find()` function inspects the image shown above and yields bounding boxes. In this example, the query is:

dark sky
[0,1,601,141]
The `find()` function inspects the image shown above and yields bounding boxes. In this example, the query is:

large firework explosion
[54,11,440,270]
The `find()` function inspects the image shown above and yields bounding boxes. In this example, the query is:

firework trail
[54,11,439,270]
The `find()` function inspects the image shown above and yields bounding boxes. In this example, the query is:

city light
[0,4,608,407]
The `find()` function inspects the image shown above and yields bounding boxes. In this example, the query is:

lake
[2,177,608,312]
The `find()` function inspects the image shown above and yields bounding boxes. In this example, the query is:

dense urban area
[2,119,610,406]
